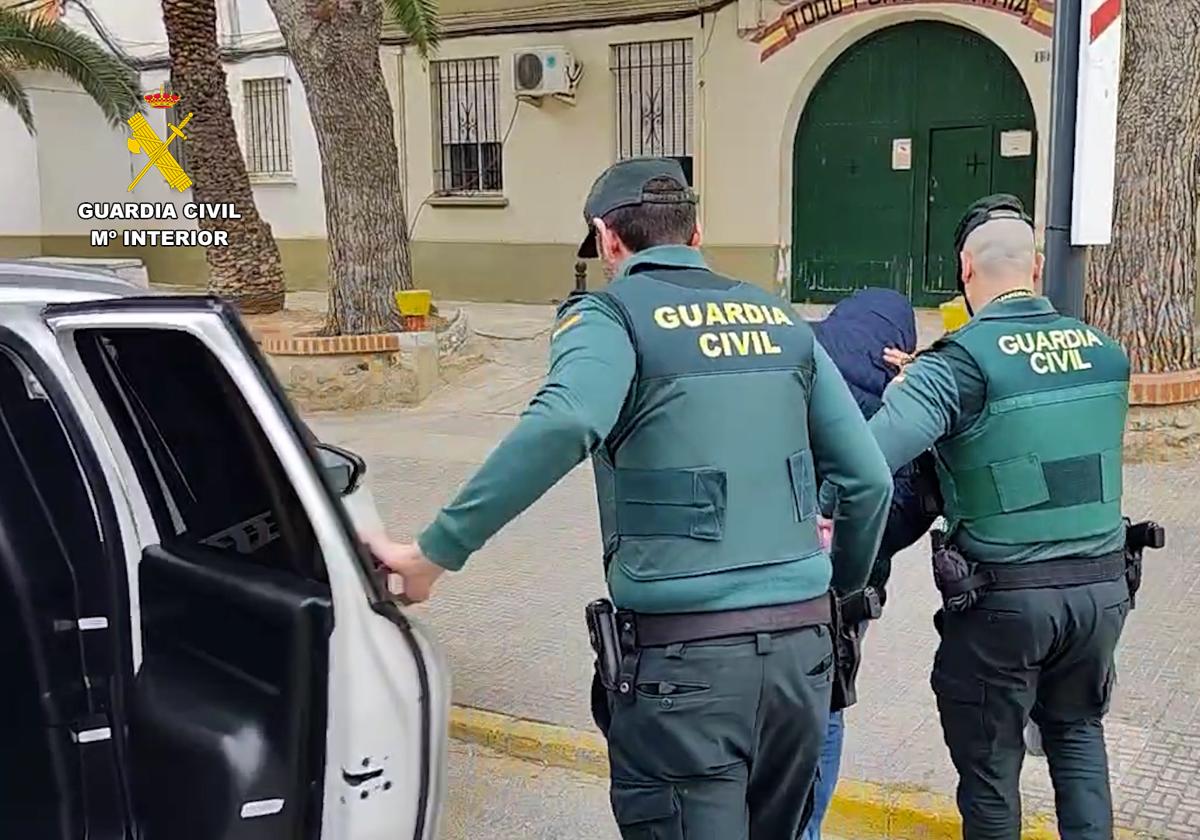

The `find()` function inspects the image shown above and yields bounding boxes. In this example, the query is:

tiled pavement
[309,299,1200,838]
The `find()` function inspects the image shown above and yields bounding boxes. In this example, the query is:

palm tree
[0,4,141,134]
[265,0,439,336]
[161,0,287,314]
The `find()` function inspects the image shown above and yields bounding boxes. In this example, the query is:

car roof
[0,260,139,304]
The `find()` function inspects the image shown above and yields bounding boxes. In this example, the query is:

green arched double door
[791,21,1037,306]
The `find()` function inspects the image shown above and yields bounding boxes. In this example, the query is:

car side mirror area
[314,442,366,498]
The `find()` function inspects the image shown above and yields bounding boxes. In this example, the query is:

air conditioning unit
[512,47,577,97]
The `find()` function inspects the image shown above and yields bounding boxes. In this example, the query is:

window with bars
[430,57,503,194]
[243,77,292,176]
[611,39,695,185]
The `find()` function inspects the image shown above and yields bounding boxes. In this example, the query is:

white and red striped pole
[1072,0,1124,245]
[1043,0,1123,319]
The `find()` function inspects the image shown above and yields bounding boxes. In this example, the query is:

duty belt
[939,551,1126,600]
[587,594,833,710]
[627,595,832,648]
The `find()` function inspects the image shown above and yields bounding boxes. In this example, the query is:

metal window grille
[243,77,291,175]
[611,39,695,184]
[430,57,503,194]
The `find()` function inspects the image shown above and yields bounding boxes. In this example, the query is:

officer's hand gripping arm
[866,352,965,473]
[807,344,893,593]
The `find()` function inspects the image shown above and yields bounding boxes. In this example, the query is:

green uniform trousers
[603,625,834,840]
[931,577,1131,840]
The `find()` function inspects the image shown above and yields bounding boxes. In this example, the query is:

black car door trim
[44,295,436,840]
[0,325,137,837]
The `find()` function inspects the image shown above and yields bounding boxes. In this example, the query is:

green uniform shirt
[863,293,1125,563]
[419,246,892,608]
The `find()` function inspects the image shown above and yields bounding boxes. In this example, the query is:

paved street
[441,741,849,840]
[310,300,1200,838]
[442,742,617,840]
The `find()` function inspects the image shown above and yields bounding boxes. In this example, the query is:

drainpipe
[396,46,410,218]
[1042,0,1086,319]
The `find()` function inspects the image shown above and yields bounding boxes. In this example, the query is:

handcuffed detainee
[364,157,894,838]
[801,288,942,840]
[841,193,1164,839]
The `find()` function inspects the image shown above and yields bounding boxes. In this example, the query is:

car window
[0,346,104,575]
[75,328,325,582]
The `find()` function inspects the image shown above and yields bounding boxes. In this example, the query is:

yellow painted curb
[450,705,609,778]
[450,705,1159,839]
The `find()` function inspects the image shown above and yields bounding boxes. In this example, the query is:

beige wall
[393,3,1052,301]
[5,2,1053,303]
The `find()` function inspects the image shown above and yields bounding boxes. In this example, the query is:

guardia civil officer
[856,195,1133,839]
[365,157,894,839]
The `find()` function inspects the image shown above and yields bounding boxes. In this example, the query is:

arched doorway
[791,20,1037,306]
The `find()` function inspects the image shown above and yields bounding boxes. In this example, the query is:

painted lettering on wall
[754,0,1056,62]
[997,327,1104,374]
[653,302,795,359]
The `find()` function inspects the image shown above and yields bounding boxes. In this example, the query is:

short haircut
[963,218,1035,280]
[601,176,697,253]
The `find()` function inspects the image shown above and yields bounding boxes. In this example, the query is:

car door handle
[342,767,385,787]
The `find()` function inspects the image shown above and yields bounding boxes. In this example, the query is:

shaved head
[962,218,1036,281]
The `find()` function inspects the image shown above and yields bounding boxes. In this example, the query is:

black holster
[584,598,638,736]
[830,587,882,713]
[930,528,985,613]
[1123,518,1165,609]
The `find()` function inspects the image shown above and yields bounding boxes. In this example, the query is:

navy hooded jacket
[811,288,937,601]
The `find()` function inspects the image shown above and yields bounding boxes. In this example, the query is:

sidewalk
[308,298,1200,839]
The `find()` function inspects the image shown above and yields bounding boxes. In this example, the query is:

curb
[449,705,1157,839]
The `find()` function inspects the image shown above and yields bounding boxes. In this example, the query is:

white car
[0,261,450,840]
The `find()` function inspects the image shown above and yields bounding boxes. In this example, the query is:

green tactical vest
[590,264,824,601]
[933,294,1130,551]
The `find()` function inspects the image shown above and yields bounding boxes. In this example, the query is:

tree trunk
[161,0,287,314]
[1084,1,1200,373]
[265,0,412,336]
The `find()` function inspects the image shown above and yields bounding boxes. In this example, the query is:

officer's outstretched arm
[865,353,962,473]
[416,296,636,571]
[808,344,893,593]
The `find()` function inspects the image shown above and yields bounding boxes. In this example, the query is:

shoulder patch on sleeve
[552,312,583,341]
[555,289,590,320]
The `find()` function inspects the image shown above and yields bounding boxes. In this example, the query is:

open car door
[42,296,449,840]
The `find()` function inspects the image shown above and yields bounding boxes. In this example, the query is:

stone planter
[1124,369,1200,462]
[258,307,475,411]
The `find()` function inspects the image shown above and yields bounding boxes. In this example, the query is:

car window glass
[75,328,324,582]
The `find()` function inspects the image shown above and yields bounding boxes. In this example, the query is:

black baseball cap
[577,157,697,258]
[952,194,1035,301]
[953,193,1034,256]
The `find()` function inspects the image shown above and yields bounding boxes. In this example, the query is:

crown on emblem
[144,86,180,109]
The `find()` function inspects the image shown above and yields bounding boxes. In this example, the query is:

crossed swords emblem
[126,111,194,192]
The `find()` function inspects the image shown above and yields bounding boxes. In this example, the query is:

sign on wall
[754,0,1056,62]
[1000,129,1033,157]
[1071,0,1122,245]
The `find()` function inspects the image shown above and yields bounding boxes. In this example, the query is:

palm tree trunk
[1084,1,1200,373]
[265,0,412,337]
[161,0,287,314]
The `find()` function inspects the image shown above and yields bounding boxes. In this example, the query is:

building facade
[0,0,1056,304]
